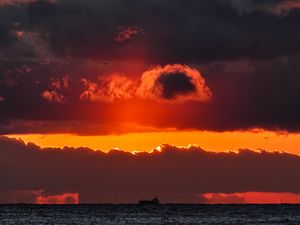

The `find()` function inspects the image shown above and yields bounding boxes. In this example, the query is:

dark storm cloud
[0,136,299,203]
[1,0,300,134]
[198,56,300,132]
[1,0,300,62]
[230,0,300,14]
[31,0,300,62]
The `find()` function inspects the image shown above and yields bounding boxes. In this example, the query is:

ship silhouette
[138,196,160,205]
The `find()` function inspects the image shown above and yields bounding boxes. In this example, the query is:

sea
[0,204,299,225]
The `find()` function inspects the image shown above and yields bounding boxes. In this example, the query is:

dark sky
[0,0,300,134]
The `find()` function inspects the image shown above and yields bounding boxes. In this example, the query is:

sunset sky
[0,0,300,204]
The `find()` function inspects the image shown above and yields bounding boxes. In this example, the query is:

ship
[138,196,160,205]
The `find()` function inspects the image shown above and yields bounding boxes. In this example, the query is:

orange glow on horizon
[7,130,300,155]
[203,192,300,204]
[36,193,79,204]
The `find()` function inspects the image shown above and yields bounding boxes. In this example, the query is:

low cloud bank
[0,136,299,203]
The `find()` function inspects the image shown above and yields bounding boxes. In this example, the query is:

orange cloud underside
[4,191,300,204]
[36,193,79,204]
[8,130,300,155]
[204,193,300,204]
[0,190,79,204]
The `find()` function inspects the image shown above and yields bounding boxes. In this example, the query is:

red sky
[0,0,300,204]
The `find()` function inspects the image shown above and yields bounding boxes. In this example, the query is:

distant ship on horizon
[138,196,160,205]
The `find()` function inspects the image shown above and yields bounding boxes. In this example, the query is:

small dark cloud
[114,25,144,43]
[156,72,196,99]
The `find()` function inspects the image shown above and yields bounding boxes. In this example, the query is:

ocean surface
[0,204,299,225]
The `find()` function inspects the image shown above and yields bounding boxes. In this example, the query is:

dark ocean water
[0,204,299,225]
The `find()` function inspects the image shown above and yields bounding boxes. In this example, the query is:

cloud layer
[0,136,299,203]
[1,0,300,62]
